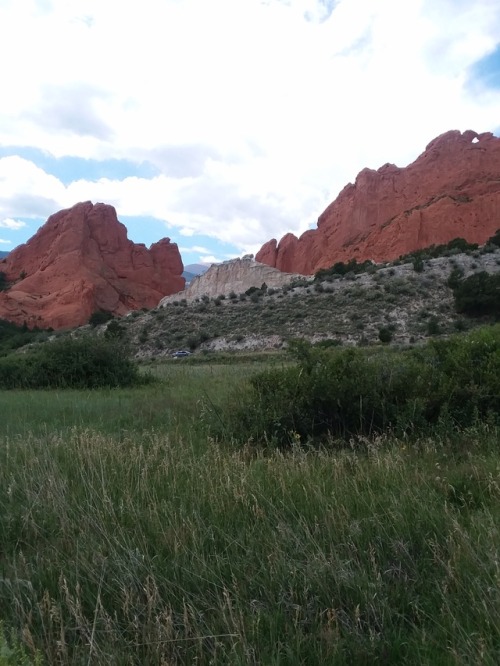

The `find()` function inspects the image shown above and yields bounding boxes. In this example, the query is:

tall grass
[1,361,500,663]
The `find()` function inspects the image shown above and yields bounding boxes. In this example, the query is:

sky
[0,0,499,267]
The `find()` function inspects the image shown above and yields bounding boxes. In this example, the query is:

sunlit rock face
[256,130,500,274]
[159,255,306,305]
[0,201,185,329]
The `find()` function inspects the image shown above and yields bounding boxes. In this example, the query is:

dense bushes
[451,271,500,318]
[313,236,494,284]
[0,337,144,389]
[0,319,49,356]
[314,258,373,281]
[487,228,500,247]
[399,237,479,264]
[89,310,114,326]
[215,326,500,447]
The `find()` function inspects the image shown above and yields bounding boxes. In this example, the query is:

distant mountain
[184,263,210,275]
[183,263,210,284]
[182,271,197,284]
[0,251,9,259]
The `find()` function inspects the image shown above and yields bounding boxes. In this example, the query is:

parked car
[171,350,191,358]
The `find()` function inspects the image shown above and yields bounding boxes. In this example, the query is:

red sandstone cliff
[256,130,500,274]
[0,201,185,329]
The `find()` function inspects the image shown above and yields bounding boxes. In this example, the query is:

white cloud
[199,255,225,265]
[0,218,26,230]
[0,239,11,245]
[0,0,499,253]
[179,245,212,254]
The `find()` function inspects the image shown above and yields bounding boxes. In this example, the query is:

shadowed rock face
[256,130,500,274]
[0,201,185,329]
[159,255,305,306]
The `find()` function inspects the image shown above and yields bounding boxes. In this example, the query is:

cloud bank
[0,0,499,259]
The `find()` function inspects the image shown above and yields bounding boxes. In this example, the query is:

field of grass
[1,359,500,664]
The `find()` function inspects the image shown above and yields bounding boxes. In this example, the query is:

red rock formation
[256,130,500,274]
[0,201,184,329]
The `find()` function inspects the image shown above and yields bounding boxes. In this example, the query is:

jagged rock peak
[0,201,185,329]
[256,129,500,274]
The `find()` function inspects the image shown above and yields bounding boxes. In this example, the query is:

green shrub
[487,229,500,247]
[413,257,424,272]
[0,337,143,389]
[212,327,500,447]
[215,345,424,446]
[314,258,373,281]
[426,317,441,336]
[186,334,201,350]
[0,320,44,356]
[452,271,500,318]
[314,338,342,349]
[421,326,500,426]
[89,310,114,327]
[399,237,479,264]
[105,319,125,339]
[447,267,464,289]
[378,327,393,343]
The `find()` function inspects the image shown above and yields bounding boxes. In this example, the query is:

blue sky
[468,43,500,91]
[1,0,500,267]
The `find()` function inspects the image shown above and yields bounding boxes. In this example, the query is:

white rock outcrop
[159,255,308,305]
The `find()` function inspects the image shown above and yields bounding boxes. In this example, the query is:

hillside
[81,239,500,359]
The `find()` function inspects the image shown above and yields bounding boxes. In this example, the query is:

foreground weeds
[1,414,500,663]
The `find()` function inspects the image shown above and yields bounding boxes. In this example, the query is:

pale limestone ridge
[159,255,308,305]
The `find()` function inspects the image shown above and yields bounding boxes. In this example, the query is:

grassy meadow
[1,358,500,664]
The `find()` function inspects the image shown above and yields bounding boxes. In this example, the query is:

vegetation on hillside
[108,242,499,357]
[397,236,480,263]
[314,258,373,281]
[0,235,498,360]
[0,318,51,356]
[452,271,500,318]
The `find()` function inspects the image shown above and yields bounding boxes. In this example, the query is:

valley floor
[0,362,499,664]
